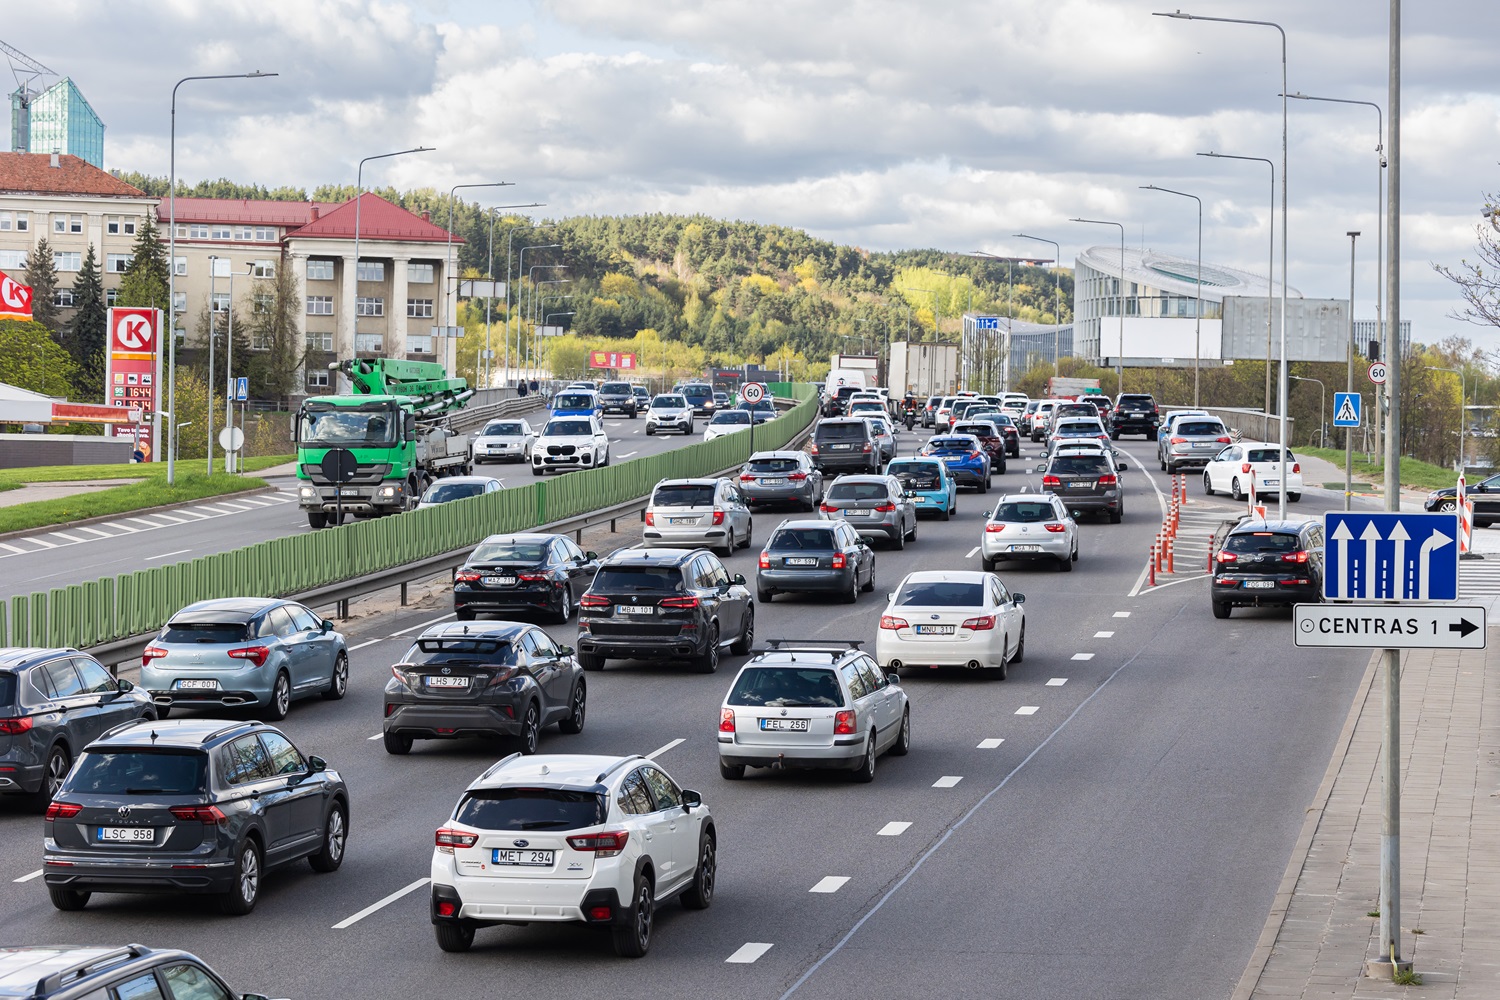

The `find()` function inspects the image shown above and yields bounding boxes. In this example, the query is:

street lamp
[512,245,560,383]
[443,182,513,372]
[532,280,572,379]
[1140,185,1203,405]
[1425,366,1467,471]
[223,262,257,473]
[166,70,277,485]
[1068,218,1126,397]
[351,146,433,376]
[1344,231,1361,510]
[1289,374,1326,447]
[1013,234,1063,370]
[1198,151,1276,418]
[481,205,543,386]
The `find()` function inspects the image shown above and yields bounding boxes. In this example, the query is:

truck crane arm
[334,358,473,417]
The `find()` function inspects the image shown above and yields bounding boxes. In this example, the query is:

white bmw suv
[532,416,609,476]
[430,753,716,957]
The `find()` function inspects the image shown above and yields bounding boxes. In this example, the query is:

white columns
[391,255,410,357]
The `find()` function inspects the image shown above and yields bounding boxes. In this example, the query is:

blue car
[919,433,992,493]
[551,389,601,419]
[886,457,957,520]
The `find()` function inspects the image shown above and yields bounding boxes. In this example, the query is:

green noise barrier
[0,385,817,651]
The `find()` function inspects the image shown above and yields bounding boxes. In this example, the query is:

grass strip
[0,473,270,534]
[1299,447,1456,493]
[0,455,292,491]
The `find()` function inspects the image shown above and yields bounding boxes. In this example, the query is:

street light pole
[1199,151,1276,418]
[206,255,218,475]
[1014,234,1062,370]
[480,205,544,387]
[1068,219,1126,397]
[1141,186,1203,405]
[167,70,277,484]
[1346,231,1360,511]
[351,146,433,377]
[443,182,512,374]
[513,245,560,383]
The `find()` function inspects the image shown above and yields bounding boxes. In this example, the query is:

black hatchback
[453,533,599,623]
[811,418,879,474]
[1211,518,1325,618]
[1039,452,1124,522]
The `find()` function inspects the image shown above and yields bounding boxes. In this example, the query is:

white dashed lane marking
[1071,653,1095,661]
[144,548,192,562]
[966,546,980,559]
[645,738,685,759]
[1015,706,1039,716]
[1093,631,1114,638]
[877,822,912,836]
[12,869,42,883]
[726,943,774,964]
[0,494,302,562]
[977,738,1005,749]
[1046,678,1068,686]
[332,877,431,929]
[1113,611,1131,618]
[932,776,963,788]
[809,877,849,894]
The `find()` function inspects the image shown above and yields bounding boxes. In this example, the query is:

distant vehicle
[703,409,754,442]
[1211,518,1324,619]
[919,434,992,492]
[1158,416,1231,473]
[1030,401,1059,442]
[818,474,918,548]
[1203,442,1303,502]
[416,476,503,509]
[1037,450,1125,523]
[756,518,875,603]
[596,381,640,417]
[951,420,1008,473]
[532,417,610,475]
[860,415,897,464]
[981,493,1078,572]
[886,457,957,520]
[876,571,1026,678]
[811,418,880,474]
[738,398,777,423]
[551,389,602,419]
[644,478,753,556]
[1110,393,1160,439]
[678,382,717,417]
[645,394,694,435]
[453,532,599,622]
[1425,472,1500,526]
[1046,417,1111,452]
[471,418,535,464]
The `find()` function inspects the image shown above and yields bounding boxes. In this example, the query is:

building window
[252,293,273,315]
[234,226,254,241]
[171,291,186,312]
[53,214,83,234]
[212,292,231,313]
[250,259,275,278]
[210,224,232,240]
[354,334,384,353]
[355,296,384,317]
[54,289,75,307]
[407,262,434,283]
[106,216,138,236]
[250,329,272,350]
[406,298,434,319]
[173,256,187,276]
[356,260,384,282]
[254,226,276,241]
[0,249,25,268]
[106,253,133,274]
[306,259,334,281]
[307,370,330,388]
[12,213,26,232]
[0,212,24,232]
[307,295,334,316]
[306,331,334,351]
[54,251,81,272]
[176,223,210,239]
[107,288,119,306]
[406,335,434,354]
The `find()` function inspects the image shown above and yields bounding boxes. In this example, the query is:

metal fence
[0,386,816,651]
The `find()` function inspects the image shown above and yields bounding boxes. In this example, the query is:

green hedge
[0,386,817,650]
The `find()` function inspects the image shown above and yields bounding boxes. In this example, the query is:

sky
[6,0,1499,348]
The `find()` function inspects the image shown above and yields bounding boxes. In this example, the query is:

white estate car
[430,753,716,957]
[471,418,536,464]
[876,570,1026,678]
[703,409,753,441]
[1202,441,1304,502]
[643,478,753,555]
[645,394,694,436]
[981,492,1078,572]
[532,417,609,476]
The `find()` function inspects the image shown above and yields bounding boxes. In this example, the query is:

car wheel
[1159,455,1167,471]
[939,501,951,521]
[613,874,655,958]
[892,525,905,551]
[842,570,859,604]
[979,474,990,494]
[1058,552,1073,572]
[1287,493,1302,503]
[1165,460,1178,475]
[757,586,775,603]
[889,708,911,756]
[741,519,753,550]
[265,671,292,722]
[322,652,349,700]
[518,703,541,755]
[1438,499,1457,513]
[531,465,544,476]
[435,921,476,953]
[851,732,877,783]
[455,606,476,621]
[646,426,655,436]
[1203,472,1215,496]
[48,886,90,911]
[692,625,721,674]
[1072,544,1079,562]
[1110,430,1121,440]
[219,839,262,915]
[1231,477,1245,502]
[307,511,327,530]
[383,731,413,755]
[558,683,587,734]
[1212,602,1232,619]
[1109,510,1123,524]
[731,607,755,655]
[719,760,746,780]
[862,557,876,593]
[579,652,606,672]
[981,555,997,572]
[31,743,70,808]
[552,586,573,624]
[308,802,348,873]
[681,833,717,910]
[907,518,917,542]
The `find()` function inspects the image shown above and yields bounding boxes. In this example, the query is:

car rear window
[1246,449,1293,463]
[1119,396,1156,410]
[768,528,836,550]
[482,421,524,435]
[545,420,592,436]
[927,436,974,451]
[554,393,595,409]
[727,667,845,707]
[67,750,208,796]
[817,423,867,441]
[747,457,801,473]
[653,484,715,507]
[403,637,517,667]
[894,581,985,607]
[1178,421,1226,436]
[827,481,891,501]
[592,566,685,593]
[890,463,942,489]
[1224,531,1301,554]
[1056,422,1102,435]
[953,423,997,437]
[456,788,606,831]
[161,622,252,644]
[1051,457,1110,475]
[423,482,486,503]
[469,540,547,562]
[993,501,1056,522]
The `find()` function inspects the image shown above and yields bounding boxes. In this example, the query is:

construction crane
[1,39,57,152]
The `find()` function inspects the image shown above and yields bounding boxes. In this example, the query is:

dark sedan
[453,533,599,623]
[738,398,778,424]
[1425,472,1500,527]
[756,519,875,603]
[383,621,585,755]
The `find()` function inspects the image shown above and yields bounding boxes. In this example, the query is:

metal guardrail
[448,395,546,434]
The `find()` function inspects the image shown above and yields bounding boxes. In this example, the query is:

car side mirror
[307,755,327,773]
[558,645,575,657]
[681,789,703,810]
[585,551,598,561]
[321,619,335,632]
[1035,464,1047,473]
[1013,593,1026,605]
[732,573,746,585]
[887,670,901,685]
[117,678,135,693]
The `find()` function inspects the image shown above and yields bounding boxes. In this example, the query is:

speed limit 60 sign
[742,382,767,404]
[1368,361,1388,385]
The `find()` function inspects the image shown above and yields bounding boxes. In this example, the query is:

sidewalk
[1233,641,1500,998]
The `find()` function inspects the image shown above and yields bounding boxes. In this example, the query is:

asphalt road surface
[0,430,1376,1000]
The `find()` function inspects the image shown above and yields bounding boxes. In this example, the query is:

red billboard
[588,351,637,370]
[105,307,163,461]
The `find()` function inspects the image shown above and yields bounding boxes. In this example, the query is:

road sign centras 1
[1293,604,1486,650]
[1323,512,1460,602]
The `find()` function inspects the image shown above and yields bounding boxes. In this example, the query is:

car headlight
[298,485,317,499]
[378,485,398,498]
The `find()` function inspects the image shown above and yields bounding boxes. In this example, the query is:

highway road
[0,431,1378,999]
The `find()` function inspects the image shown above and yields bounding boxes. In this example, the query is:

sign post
[104,308,163,462]
[1333,391,1362,511]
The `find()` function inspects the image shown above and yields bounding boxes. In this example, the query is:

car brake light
[879,615,909,630]
[644,511,655,526]
[516,572,546,582]
[1097,474,1118,486]
[985,523,1006,533]
[435,828,479,853]
[719,708,736,733]
[711,510,726,525]
[787,472,808,481]
[862,443,873,453]
[831,552,847,569]
[45,801,82,820]
[970,450,983,460]
[962,615,995,631]
[820,503,838,513]
[834,710,857,735]
[660,596,700,609]
[1292,463,1300,474]
[873,502,896,513]
[567,831,630,858]
[1042,475,1062,488]
[1170,436,1187,445]
[1217,436,1232,444]
[142,646,168,667]
[227,646,270,667]
[1281,550,1310,563]
[1216,551,1238,563]
[1241,463,1252,474]
[1044,523,1067,533]
[759,553,770,569]
[0,716,34,734]
[437,901,458,918]
[809,443,819,454]
[169,805,228,825]
[454,570,482,582]
[579,594,610,608]
[739,473,755,482]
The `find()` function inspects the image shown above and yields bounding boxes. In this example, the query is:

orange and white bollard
[1207,535,1214,573]
[1149,543,1157,587]
[1165,535,1174,573]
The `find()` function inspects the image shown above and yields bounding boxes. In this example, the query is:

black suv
[678,382,717,417]
[43,719,348,915]
[1110,393,1160,439]
[1038,451,1125,522]
[811,418,879,473]
[1,648,156,807]
[596,381,639,417]
[1211,518,1325,619]
[0,944,275,1000]
[578,548,755,673]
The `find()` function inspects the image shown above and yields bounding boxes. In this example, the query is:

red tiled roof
[154,198,341,227]
[0,153,149,198]
[288,193,462,244]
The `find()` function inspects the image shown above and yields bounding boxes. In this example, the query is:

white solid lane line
[1114,611,1131,618]
[12,869,43,883]
[333,877,431,929]
[1071,653,1095,661]
[350,638,387,651]
[1015,706,1039,716]
[977,738,1004,749]
[810,876,850,893]
[646,738,685,759]
[877,822,911,836]
[932,776,963,788]
[726,943,774,964]
[965,546,980,559]
[390,613,456,637]
[1046,678,1068,687]
[367,734,383,741]
[1094,631,1115,638]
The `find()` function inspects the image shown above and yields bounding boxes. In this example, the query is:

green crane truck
[294,358,474,528]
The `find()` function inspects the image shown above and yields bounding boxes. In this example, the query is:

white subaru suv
[430,753,716,957]
[531,416,609,476]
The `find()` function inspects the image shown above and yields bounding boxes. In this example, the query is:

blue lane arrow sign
[1333,391,1361,428]
[1324,512,1459,602]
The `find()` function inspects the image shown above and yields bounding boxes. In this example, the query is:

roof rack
[594,755,644,785]
[200,722,259,745]
[99,718,147,741]
[38,944,150,994]
[763,638,865,650]
[479,752,523,781]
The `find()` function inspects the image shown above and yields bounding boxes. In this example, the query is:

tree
[0,319,78,398]
[245,251,306,403]
[64,245,107,400]
[116,217,170,311]
[23,237,60,333]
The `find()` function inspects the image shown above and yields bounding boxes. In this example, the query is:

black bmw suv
[42,719,348,915]
[597,381,639,417]
[577,548,755,673]
[1110,393,1160,439]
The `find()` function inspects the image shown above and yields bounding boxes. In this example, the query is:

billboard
[105,307,163,461]
[588,351,637,370]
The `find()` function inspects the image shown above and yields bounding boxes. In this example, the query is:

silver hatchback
[643,478,753,556]
[818,474,918,548]
[740,451,823,510]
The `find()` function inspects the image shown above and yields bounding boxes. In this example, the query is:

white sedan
[703,409,754,441]
[875,570,1026,679]
[471,418,535,464]
[1202,441,1303,502]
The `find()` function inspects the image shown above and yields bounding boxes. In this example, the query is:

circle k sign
[111,310,157,353]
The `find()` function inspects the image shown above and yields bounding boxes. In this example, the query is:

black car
[1110,393,1160,439]
[1038,451,1124,522]
[1424,472,1500,527]
[679,382,717,417]
[383,620,586,755]
[0,944,277,1000]
[810,418,879,474]
[968,410,1022,456]
[43,719,348,915]
[577,548,755,674]
[453,532,600,622]
[596,381,639,417]
[0,648,156,807]
[738,398,778,424]
[757,519,875,603]
[1211,518,1325,618]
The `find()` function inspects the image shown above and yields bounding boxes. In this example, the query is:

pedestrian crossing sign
[1333,391,1361,428]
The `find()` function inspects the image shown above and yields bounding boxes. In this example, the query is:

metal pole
[1346,231,1359,510]
[1014,235,1062,370]
[206,256,217,475]
[484,209,495,387]
[225,268,236,474]
[1140,187,1204,404]
[352,147,432,375]
[444,182,512,369]
[1199,152,1276,418]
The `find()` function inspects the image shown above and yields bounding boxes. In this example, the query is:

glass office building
[10,78,104,168]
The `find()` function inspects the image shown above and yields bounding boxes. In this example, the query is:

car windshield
[890,463,942,489]
[1178,421,1226,436]
[748,457,801,473]
[161,622,252,644]
[1224,531,1300,554]
[67,750,208,795]
[711,411,751,425]
[422,482,486,504]
[993,501,1056,522]
[554,393,595,409]
[653,395,687,408]
[481,421,525,436]
[1051,457,1110,475]
[298,402,398,447]
[544,420,592,436]
[469,540,547,562]
[1246,448,1293,463]
[456,788,606,830]
[653,484,715,507]
[727,667,845,708]
[768,528,836,550]
[592,566,685,593]
[826,482,891,502]
[817,423,867,441]
[601,383,631,394]
[681,385,712,399]
[403,637,517,666]
[865,419,891,434]
[894,581,985,607]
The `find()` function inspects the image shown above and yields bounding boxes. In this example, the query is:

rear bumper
[717,735,865,769]
[384,703,522,740]
[1167,451,1217,468]
[431,880,625,927]
[743,484,815,505]
[1053,493,1121,513]
[946,467,987,486]
[454,583,558,611]
[876,632,1006,669]
[145,688,269,709]
[757,568,855,592]
[1213,578,1319,606]
[577,632,704,660]
[642,528,730,547]
[0,760,45,794]
[981,536,1070,560]
[43,855,235,894]
[909,492,951,513]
